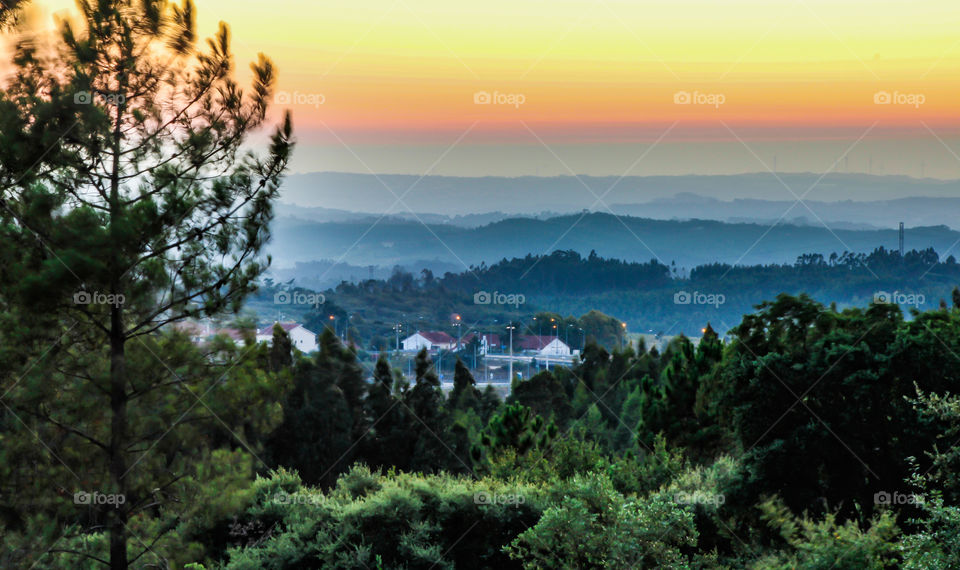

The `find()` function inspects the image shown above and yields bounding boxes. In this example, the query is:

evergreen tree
[0,2,292,566]
[449,357,480,412]
[363,354,410,470]
[268,323,293,372]
[404,348,453,472]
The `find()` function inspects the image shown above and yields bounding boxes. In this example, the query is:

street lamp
[620,322,627,350]
[452,314,462,351]
[393,322,402,351]
[506,325,516,383]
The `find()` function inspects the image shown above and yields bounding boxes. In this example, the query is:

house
[519,335,571,357]
[460,332,502,354]
[401,331,455,351]
[257,322,319,353]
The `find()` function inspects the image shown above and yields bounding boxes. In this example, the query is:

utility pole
[506,325,516,383]
[899,222,905,257]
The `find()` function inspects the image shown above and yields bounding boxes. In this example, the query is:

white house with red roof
[256,322,319,353]
[519,334,571,357]
[401,331,456,351]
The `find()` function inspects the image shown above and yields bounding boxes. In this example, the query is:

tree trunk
[109,306,128,570]
[109,58,129,570]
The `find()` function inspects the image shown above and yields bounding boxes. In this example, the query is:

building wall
[539,339,571,357]
[402,334,432,351]
[290,327,318,352]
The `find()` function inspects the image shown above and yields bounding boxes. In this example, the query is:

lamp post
[506,325,516,383]
[393,322,402,351]
[328,315,335,338]
[453,314,462,351]
[620,322,627,350]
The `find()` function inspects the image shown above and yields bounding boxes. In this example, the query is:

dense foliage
[5,292,960,567]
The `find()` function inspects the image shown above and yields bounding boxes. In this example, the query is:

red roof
[462,332,501,346]
[519,335,557,350]
[417,331,455,344]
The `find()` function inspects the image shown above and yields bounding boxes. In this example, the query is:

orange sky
[17,0,960,176]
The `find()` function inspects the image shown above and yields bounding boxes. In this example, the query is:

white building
[401,331,455,351]
[519,335,572,357]
[257,322,319,353]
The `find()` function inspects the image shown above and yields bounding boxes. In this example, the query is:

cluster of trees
[9,293,960,567]
[252,246,960,348]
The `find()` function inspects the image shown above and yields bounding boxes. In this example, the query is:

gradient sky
[23,0,960,177]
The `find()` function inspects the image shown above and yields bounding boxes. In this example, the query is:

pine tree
[269,323,293,372]
[404,348,453,472]
[449,357,480,412]
[0,2,292,565]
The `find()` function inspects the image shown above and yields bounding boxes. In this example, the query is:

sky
[20,0,960,177]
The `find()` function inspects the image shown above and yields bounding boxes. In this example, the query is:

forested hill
[261,246,960,344]
[267,211,960,273]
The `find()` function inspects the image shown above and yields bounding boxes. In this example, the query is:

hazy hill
[266,212,960,273]
[279,171,960,219]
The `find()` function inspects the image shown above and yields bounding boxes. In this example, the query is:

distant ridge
[266,211,960,274]
[279,171,960,218]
